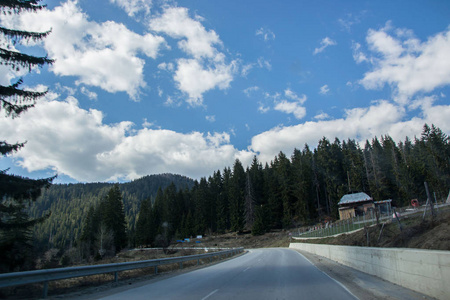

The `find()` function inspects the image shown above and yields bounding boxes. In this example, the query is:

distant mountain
[29,174,195,250]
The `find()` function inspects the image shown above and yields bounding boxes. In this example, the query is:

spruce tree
[103,184,127,252]
[0,0,55,272]
[229,159,245,232]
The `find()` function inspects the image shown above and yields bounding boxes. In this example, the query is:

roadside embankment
[289,243,450,300]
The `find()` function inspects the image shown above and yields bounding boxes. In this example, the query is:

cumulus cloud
[359,24,450,103]
[174,58,234,106]
[272,89,307,119]
[274,101,306,120]
[0,96,249,181]
[250,99,450,164]
[313,37,337,55]
[149,6,221,59]
[1,1,166,100]
[149,6,236,105]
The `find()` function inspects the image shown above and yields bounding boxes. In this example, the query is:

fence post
[42,281,48,299]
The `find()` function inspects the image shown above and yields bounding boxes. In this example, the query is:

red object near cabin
[411,199,419,208]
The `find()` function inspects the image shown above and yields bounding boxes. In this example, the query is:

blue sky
[1,0,449,183]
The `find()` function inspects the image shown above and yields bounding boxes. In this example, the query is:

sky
[1,0,449,183]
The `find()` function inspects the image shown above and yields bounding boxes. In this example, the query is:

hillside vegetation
[29,174,194,251]
[27,125,448,251]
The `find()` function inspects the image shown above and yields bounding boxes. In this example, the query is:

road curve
[97,248,357,300]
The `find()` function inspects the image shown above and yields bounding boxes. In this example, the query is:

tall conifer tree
[0,0,55,272]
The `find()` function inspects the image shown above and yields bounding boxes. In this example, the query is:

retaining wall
[289,243,450,300]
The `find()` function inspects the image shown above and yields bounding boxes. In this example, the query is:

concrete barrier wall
[289,243,450,300]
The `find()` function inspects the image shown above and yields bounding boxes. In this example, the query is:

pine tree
[135,198,153,246]
[103,184,127,252]
[229,159,245,232]
[216,167,231,233]
[0,0,55,272]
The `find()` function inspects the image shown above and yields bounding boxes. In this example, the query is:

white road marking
[201,289,219,300]
[243,267,251,272]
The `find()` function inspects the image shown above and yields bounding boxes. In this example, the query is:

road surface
[97,248,357,300]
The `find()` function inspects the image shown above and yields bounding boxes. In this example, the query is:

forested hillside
[31,124,449,255]
[134,124,449,246]
[29,174,194,250]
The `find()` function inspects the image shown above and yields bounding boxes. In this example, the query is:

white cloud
[149,6,221,60]
[359,25,450,103]
[243,86,259,97]
[158,62,174,71]
[174,58,234,106]
[319,85,330,95]
[257,57,272,70]
[0,96,249,181]
[2,1,166,100]
[274,100,306,119]
[272,89,307,119]
[256,27,275,41]
[109,0,152,18]
[338,12,365,32]
[142,118,154,128]
[285,88,307,104]
[206,115,215,122]
[314,112,330,120]
[250,99,450,164]
[241,63,253,76]
[258,103,270,113]
[80,86,98,100]
[2,95,448,182]
[149,6,236,105]
[313,37,337,55]
[351,41,368,63]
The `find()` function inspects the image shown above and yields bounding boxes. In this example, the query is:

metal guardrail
[0,247,244,298]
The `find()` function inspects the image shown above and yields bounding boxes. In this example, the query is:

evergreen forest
[27,124,449,264]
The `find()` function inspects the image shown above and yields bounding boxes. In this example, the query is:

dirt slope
[292,207,450,250]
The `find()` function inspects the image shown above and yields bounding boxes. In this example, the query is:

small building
[374,199,392,215]
[338,192,374,220]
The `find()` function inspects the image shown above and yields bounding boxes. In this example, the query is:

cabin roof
[338,192,372,205]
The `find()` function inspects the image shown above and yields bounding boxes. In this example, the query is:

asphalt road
[97,248,357,300]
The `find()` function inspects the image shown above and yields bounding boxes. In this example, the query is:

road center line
[201,289,219,300]
[243,267,251,272]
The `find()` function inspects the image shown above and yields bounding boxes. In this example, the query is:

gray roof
[338,192,372,205]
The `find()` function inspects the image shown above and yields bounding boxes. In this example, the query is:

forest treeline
[30,174,195,252]
[31,124,449,258]
[133,124,450,246]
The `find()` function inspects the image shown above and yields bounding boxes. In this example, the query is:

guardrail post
[114,271,118,283]
[179,262,183,269]
[197,259,200,265]
[155,266,158,274]
[42,281,48,299]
